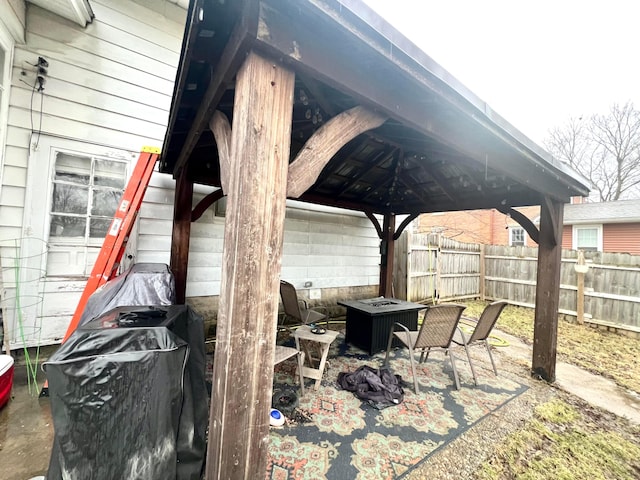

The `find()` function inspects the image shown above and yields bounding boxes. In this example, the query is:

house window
[509,227,526,246]
[573,225,602,252]
[49,152,127,242]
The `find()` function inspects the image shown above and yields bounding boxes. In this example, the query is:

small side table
[293,325,339,390]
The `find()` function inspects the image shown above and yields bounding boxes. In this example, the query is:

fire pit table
[338,297,426,355]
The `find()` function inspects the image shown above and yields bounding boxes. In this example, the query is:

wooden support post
[379,213,395,297]
[532,197,564,382]
[206,51,294,479]
[170,167,193,304]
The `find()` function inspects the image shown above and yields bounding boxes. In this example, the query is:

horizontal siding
[9,88,168,140]
[1,1,186,348]
[603,223,640,255]
[93,0,185,43]
[12,50,171,108]
[562,225,572,250]
[136,173,381,297]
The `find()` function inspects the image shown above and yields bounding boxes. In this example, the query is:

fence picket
[396,232,640,333]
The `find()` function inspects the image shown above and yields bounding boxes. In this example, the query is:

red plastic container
[0,355,14,409]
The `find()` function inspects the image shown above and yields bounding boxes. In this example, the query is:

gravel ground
[405,349,557,480]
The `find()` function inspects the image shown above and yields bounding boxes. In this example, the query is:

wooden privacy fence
[394,232,640,334]
[394,232,481,304]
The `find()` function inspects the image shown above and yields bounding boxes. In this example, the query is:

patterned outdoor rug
[267,335,528,480]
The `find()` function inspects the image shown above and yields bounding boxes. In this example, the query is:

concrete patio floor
[0,328,638,480]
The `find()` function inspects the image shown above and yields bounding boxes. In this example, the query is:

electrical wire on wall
[19,56,48,150]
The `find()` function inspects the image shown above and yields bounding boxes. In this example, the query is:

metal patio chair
[384,303,466,393]
[452,301,508,384]
[279,280,328,327]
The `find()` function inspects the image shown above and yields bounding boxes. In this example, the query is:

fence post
[435,233,442,303]
[479,243,486,301]
[574,250,588,325]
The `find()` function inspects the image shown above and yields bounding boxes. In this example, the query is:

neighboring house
[562,199,640,255]
[0,0,381,348]
[418,198,640,255]
[417,205,540,247]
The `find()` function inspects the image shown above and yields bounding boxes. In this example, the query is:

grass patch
[464,300,640,394]
[474,398,640,480]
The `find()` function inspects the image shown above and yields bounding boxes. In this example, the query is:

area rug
[267,334,528,480]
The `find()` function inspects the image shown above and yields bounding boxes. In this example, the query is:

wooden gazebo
[159,0,589,477]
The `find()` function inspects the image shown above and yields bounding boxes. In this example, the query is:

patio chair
[279,280,328,327]
[274,345,305,397]
[384,303,466,393]
[452,301,508,384]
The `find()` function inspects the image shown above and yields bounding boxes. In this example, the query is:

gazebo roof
[160,0,589,215]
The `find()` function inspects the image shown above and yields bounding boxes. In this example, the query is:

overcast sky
[362,0,640,146]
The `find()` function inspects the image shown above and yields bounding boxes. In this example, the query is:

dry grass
[473,396,640,480]
[464,300,640,395]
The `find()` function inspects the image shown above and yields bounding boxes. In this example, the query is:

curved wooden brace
[191,189,224,222]
[365,210,383,239]
[498,206,540,244]
[393,213,420,240]
[209,110,232,194]
[287,105,387,197]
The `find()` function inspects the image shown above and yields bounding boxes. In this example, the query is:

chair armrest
[391,321,411,334]
[311,306,329,326]
[453,325,469,345]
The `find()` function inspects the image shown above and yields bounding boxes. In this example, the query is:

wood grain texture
[170,168,193,304]
[287,105,387,197]
[209,110,232,194]
[532,198,564,382]
[206,51,295,479]
[379,213,395,297]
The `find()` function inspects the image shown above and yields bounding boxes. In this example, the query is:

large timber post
[206,51,295,479]
[379,213,396,297]
[532,197,564,382]
[170,167,193,304]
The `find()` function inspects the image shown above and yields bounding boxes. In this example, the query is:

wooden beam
[379,213,396,297]
[159,0,202,171]
[393,213,419,240]
[335,145,395,196]
[287,105,387,197]
[542,196,560,246]
[532,197,564,382]
[298,189,542,216]
[497,206,540,244]
[170,168,193,304]
[191,188,224,222]
[365,210,383,239]
[173,2,258,177]
[209,110,232,193]
[206,51,295,479]
[254,1,588,201]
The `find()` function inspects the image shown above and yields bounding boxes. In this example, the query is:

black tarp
[44,305,208,480]
[78,263,175,328]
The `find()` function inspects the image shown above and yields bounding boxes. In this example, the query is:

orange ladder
[40,147,159,396]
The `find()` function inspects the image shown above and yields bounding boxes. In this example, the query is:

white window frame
[572,224,603,252]
[22,136,137,278]
[509,226,526,247]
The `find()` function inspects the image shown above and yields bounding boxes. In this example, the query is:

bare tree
[544,101,640,201]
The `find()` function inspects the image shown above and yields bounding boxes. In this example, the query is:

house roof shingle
[563,199,640,224]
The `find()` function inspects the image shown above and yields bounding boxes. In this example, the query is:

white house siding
[135,174,381,298]
[0,0,186,347]
[0,0,382,349]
